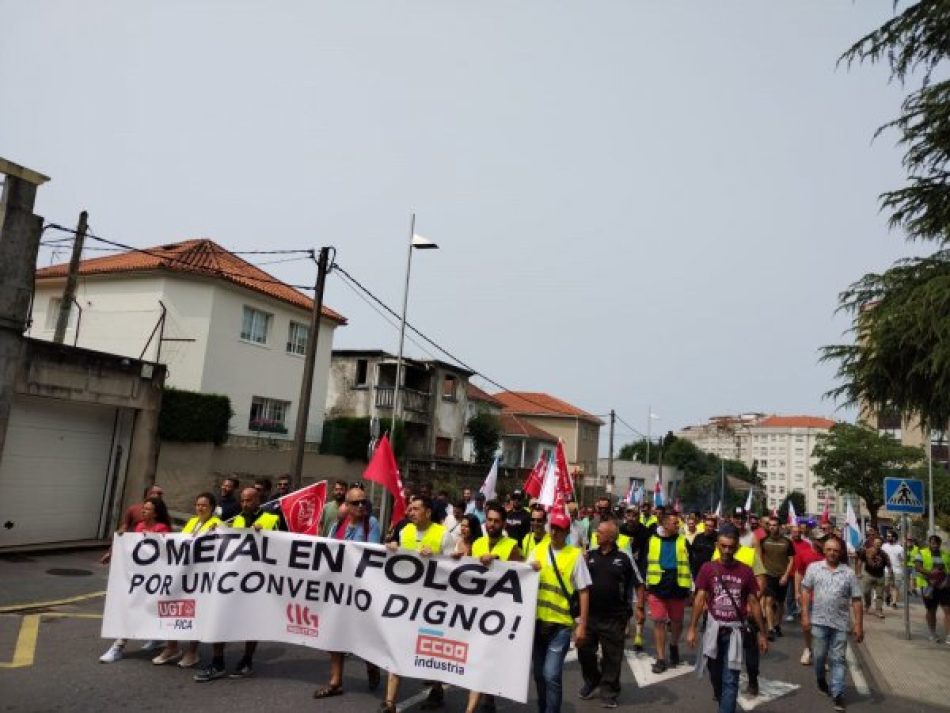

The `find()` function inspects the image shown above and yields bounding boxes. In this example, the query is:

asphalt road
[0,550,943,713]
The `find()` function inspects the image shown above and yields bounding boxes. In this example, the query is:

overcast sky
[1,1,921,451]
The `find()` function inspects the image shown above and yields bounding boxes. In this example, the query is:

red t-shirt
[134,521,171,533]
[695,560,759,623]
[793,538,823,576]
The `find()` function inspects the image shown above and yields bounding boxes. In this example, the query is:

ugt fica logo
[286,603,319,638]
[157,599,196,631]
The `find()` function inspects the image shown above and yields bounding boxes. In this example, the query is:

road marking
[845,644,870,696]
[0,614,40,668]
[0,590,106,614]
[398,684,455,712]
[0,612,102,668]
[736,674,800,711]
[624,649,692,687]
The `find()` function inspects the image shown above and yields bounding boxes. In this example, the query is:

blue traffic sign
[884,477,925,514]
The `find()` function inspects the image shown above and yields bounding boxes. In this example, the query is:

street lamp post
[381,213,438,528]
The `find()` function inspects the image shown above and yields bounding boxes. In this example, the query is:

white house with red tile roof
[31,239,346,444]
[493,391,603,488]
[676,413,840,517]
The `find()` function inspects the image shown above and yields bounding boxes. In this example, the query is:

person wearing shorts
[915,535,950,643]
[645,509,692,673]
[760,517,795,640]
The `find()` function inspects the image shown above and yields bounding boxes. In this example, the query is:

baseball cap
[511,489,524,499]
[549,511,571,530]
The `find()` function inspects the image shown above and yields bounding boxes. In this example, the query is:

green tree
[777,491,807,524]
[812,423,924,528]
[824,3,950,434]
[467,411,502,464]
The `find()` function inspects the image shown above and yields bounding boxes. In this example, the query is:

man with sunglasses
[522,505,551,555]
[314,486,382,700]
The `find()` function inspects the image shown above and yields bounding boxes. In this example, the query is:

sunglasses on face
[349,481,365,489]
[347,499,369,507]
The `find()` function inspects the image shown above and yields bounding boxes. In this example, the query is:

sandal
[379,702,397,713]
[313,685,344,699]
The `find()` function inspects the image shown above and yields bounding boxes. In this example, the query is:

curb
[0,590,106,614]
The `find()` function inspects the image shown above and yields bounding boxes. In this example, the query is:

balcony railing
[374,386,430,414]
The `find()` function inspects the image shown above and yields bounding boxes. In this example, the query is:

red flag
[279,481,327,536]
[820,490,831,525]
[523,455,546,499]
[554,440,573,500]
[364,434,406,524]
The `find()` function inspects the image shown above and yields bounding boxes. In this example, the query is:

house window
[442,374,457,400]
[355,359,368,386]
[435,437,452,457]
[45,297,77,330]
[286,321,309,355]
[249,396,290,434]
[241,306,272,345]
[759,459,768,468]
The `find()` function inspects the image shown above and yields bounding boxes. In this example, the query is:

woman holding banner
[313,485,383,699]
[151,492,223,668]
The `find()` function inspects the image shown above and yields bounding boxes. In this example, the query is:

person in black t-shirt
[857,536,891,618]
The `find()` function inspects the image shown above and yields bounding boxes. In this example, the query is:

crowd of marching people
[100,477,950,713]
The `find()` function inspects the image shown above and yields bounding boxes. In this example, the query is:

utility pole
[289,247,330,490]
[606,409,615,495]
[53,210,87,344]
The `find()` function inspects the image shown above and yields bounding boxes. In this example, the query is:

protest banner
[102,530,538,701]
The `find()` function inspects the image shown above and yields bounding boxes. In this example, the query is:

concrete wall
[156,441,366,513]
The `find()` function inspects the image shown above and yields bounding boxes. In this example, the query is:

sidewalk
[857,596,950,710]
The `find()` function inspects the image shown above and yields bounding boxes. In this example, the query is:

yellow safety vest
[589,532,631,551]
[641,514,658,528]
[522,532,550,554]
[232,511,280,530]
[713,545,756,568]
[917,548,950,588]
[647,535,691,589]
[472,535,518,561]
[183,516,222,534]
[535,543,581,626]
[400,522,447,553]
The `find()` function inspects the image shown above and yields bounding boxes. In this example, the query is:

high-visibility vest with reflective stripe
[917,548,950,588]
[522,532,550,554]
[535,543,581,626]
[589,532,631,552]
[647,535,691,589]
[183,516,222,534]
[472,535,518,561]
[712,545,756,568]
[641,514,658,528]
[232,511,279,530]
[400,522,447,553]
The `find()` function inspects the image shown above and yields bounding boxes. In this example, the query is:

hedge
[158,388,233,445]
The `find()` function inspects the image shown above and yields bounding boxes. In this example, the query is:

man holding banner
[194,487,279,682]
[381,495,454,713]
[528,509,590,713]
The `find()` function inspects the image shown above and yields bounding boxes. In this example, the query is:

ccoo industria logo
[413,628,467,675]
[286,603,319,637]
[158,599,196,631]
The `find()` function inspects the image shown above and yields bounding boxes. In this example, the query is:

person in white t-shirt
[881,531,905,608]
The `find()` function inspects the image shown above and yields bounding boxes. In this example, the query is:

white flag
[844,500,861,553]
[744,487,754,513]
[537,455,557,508]
[479,458,498,500]
[714,500,722,518]
[787,500,797,526]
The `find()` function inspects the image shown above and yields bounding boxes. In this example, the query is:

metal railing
[374,386,430,413]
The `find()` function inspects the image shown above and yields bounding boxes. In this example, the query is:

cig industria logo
[286,602,319,637]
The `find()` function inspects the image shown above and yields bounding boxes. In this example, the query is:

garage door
[0,395,119,548]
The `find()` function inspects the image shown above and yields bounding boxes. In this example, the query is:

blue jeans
[811,624,848,697]
[532,623,572,713]
[707,634,741,713]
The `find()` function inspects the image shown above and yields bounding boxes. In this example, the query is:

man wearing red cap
[528,509,591,713]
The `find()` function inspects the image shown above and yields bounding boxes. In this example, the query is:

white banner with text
[102,530,538,701]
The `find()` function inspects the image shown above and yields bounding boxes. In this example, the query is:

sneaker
[194,665,227,682]
[140,640,163,652]
[928,633,938,642]
[834,694,846,711]
[818,677,830,696]
[601,698,618,709]
[785,614,795,623]
[800,648,812,666]
[229,660,254,678]
[99,644,123,663]
[579,683,598,700]
[669,645,681,667]
[651,659,667,674]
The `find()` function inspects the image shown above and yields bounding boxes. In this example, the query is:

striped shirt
[802,560,861,631]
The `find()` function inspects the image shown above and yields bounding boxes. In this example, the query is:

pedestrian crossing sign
[884,477,925,514]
